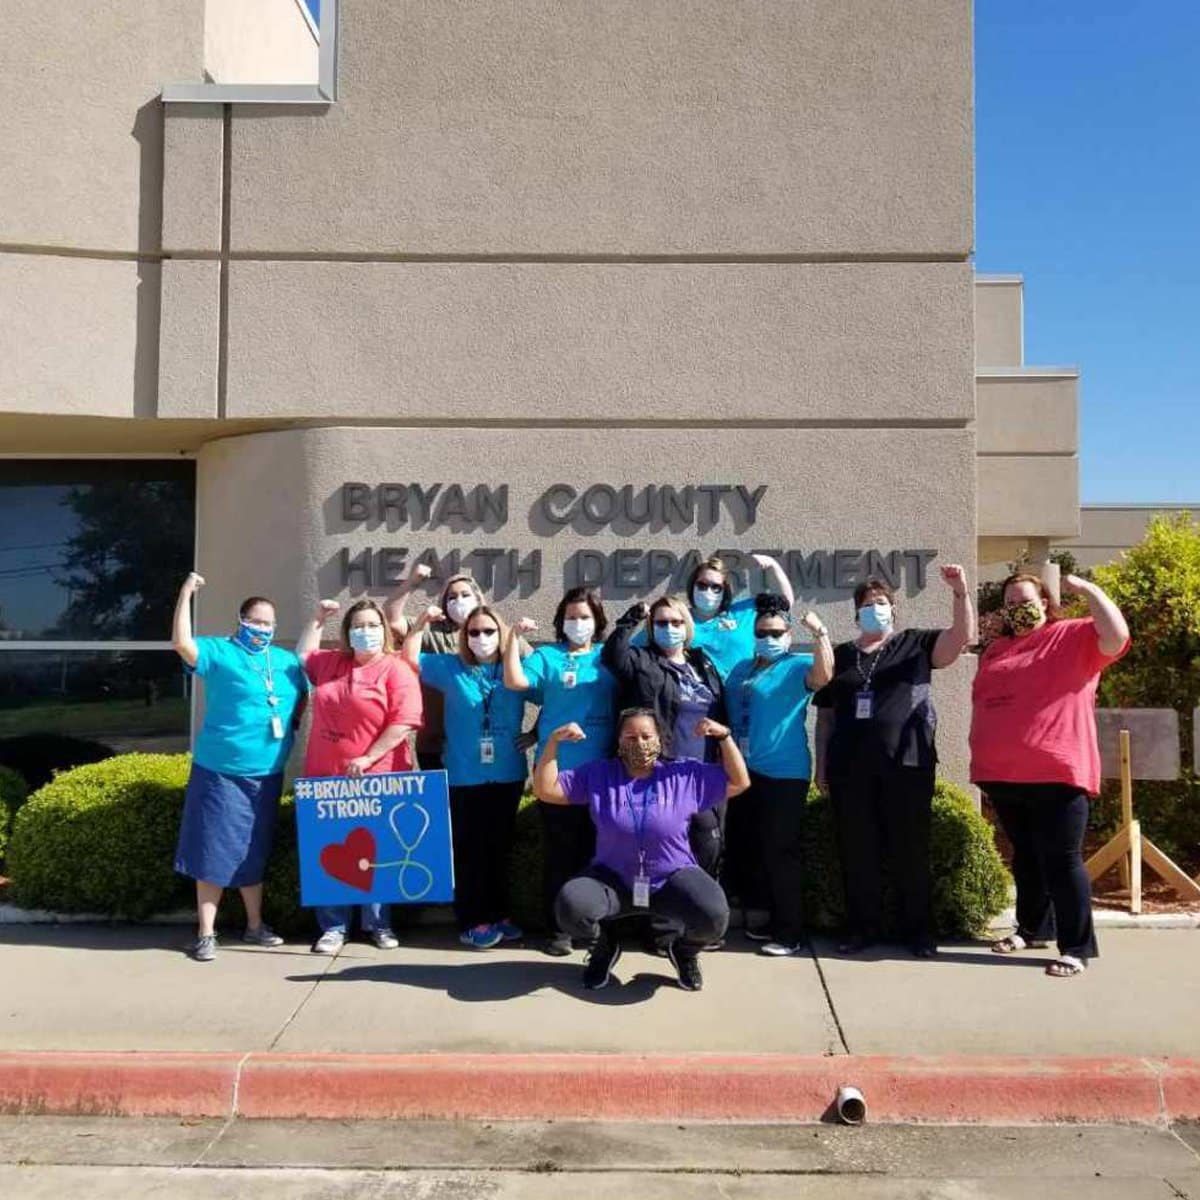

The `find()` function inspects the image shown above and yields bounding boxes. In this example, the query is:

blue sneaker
[459,924,503,949]
[493,918,524,941]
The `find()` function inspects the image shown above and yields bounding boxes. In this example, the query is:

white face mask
[349,626,384,653]
[446,594,478,625]
[562,617,595,646]
[467,630,499,658]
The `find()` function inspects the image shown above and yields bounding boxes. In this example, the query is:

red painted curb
[0,1052,241,1118]
[0,1052,1191,1124]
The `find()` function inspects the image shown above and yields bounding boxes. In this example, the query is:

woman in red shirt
[970,572,1129,978]
[297,597,424,955]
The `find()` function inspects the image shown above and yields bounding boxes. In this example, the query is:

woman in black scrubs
[814,566,974,957]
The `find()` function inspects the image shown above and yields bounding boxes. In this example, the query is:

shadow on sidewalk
[808,937,1052,968]
[286,958,683,1005]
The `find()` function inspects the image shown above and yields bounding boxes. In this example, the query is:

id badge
[270,715,284,740]
[562,669,577,689]
[632,873,651,909]
[479,736,496,764]
[855,691,874,720]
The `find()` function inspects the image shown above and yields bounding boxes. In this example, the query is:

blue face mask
[348,626,385,654]
[235,621,273,653]
[652,622,687,650]
[692,584,723,616]
[754,634,790,661]
[857,602,893,634]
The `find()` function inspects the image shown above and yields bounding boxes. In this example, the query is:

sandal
[992,933,1049,955]
[1045,956,1085,978]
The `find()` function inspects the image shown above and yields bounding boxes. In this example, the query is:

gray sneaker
[311,930,345,955]
[369,928,399,950]
[242,923,284,948]
[188,934,217,962]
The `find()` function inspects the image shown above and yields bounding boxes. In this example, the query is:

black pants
[540,802,596,932]
[984,782,1099,961]
[829,758,934,946]
[724,773,808,944]
[555,865,730,955]
[449,781,524,931]
[688,803,725,878]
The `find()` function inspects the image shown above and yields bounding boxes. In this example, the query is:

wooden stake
[1085,727,1199,913]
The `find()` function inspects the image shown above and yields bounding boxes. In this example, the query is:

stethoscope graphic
[358,802,435,901]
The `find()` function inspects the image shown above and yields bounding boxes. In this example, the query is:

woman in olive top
[404,602,529,949]
[172,572,306,963]
[814,566,975,958]
[504,587,616,955]
[602,594,728,879]
[971,572,1129,978]
[386,568,484,771]
[724,594,834,956]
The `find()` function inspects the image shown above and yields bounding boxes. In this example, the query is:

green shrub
[8,754,192,917]
[0,764,29,866]
[1090,512,1200,870]
[802,779,1012,939]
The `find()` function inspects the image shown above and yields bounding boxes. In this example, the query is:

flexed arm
[171,572,204,668]
[503,618,538,691]
[297,599,340,666]
[932,564,976,668]
[401,604,442,671]
[533,723,586,805]
[1064,574,1130,657]
[383,563,433,642]
[751,553,795,609]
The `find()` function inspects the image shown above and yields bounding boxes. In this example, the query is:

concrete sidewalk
[1,924,1196,1122]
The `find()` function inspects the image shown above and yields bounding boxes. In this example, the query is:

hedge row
[8,754,1011,939]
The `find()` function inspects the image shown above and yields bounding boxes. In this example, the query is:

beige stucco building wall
[1055,506,1200,570]
[0,0,1005,781]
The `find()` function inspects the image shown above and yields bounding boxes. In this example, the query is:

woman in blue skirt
[172,572,307,962]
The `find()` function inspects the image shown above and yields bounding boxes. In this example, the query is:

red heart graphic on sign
[319,827,376,892]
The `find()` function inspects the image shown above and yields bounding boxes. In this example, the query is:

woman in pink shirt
[297,597,424,955]
[970,572,1129,978]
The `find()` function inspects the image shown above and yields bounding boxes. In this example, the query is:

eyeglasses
[653,618,685,628]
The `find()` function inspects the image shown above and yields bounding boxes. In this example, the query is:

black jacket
[601,605,728,762]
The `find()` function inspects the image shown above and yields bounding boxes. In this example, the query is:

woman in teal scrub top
[503,587,616,955]
[685,554,795,680]
[723,594,833,957]
[171,572,306,964]
[404,603,529,950]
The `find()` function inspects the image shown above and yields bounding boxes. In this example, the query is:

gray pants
[555,865,730,955]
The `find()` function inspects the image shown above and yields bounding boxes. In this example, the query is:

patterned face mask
[618,738,661,771]
[1003,600,1043,635]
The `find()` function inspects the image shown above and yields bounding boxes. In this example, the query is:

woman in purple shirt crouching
[532,707,749,993]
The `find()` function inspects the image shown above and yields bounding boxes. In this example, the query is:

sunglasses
[468,627,499,637]
[653,618,685,628]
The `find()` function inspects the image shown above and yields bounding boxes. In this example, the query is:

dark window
[0,650,191,756]
[0,460,195,641]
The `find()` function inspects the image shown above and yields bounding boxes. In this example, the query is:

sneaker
[582,934,622,990]
[743,925,772,942]
[311,930,345,955]
[760,940,807,957]
[369,928,399,950]
[188,934,216,962]
[459,924,504,949]
[493,918,524,941]
[667,943,703,992]
[543,932,573,957]
[242,923,283,948]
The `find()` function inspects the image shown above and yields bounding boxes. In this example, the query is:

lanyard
[239,640,277,702]
[625,777,657,870]
[855,642,888,691]
[476,662,501,733]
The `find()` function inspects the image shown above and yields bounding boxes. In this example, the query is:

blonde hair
[646,594,695,649]
[458,604,510,666]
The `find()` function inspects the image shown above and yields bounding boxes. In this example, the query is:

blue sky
[975,1,1200,503]
[304,0,319,22]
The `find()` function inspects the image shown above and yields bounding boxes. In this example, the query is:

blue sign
[294,771,454,907]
